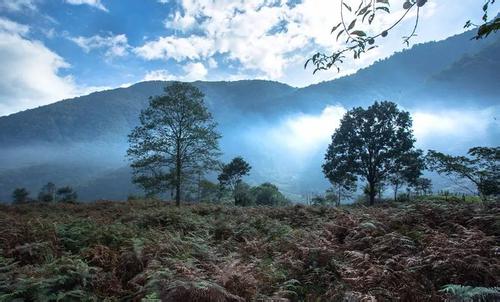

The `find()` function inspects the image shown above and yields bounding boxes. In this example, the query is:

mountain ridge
[0,30,498,202]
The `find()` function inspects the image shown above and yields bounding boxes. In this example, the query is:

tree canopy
[127,82,221,206]
[426,146,499,198]
[251,183,290,206]
[218,157,252,191]
[323,101,423,205]
[218,156,252,205]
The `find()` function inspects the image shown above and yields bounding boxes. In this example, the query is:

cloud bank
[246,105,499,165]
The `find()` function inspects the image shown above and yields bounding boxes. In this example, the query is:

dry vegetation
[0,200,499,301]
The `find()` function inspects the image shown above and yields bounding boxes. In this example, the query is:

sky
[0,0,497,116]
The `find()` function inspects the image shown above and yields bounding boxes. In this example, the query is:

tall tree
[426,146,499,199]
[128,82,221,206]
[323,101,421,205]
[218,156,252,204]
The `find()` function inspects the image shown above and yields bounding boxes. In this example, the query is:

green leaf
[304,58,311,69]
[331,22,342,33]
[336,29,345,41]
[348,19,356,31]
[358,5,371,16]
[351,30,367,36]
[362,9,372,22]
[376,6,390,13]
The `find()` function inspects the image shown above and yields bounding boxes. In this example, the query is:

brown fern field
[0,200,499,301]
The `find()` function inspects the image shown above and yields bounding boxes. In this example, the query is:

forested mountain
[0,30,498,202]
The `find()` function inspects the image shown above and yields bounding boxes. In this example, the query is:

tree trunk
[175,169,181,206]
[338,186,341,207]
[175,142,181,206]
[394,183,399,202]
[369,181,376,206]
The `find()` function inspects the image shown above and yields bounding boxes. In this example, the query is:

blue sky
[0,0,497,116]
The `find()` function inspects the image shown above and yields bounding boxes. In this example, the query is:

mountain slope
[0,31,499,202]
[283,30,498,111]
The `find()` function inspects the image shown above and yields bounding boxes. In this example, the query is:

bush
[57,186,78,203]
[234,182,254,206]
[1,200,498,301]
[251,183,290,206]
[11,188,30,204]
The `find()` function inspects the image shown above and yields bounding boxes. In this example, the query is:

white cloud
[70,34,129,58]
[134,35,215,61]
[0,19,75,115]
[143,62,208,82]
[412,108,497,149]
[164,11,197,31]
[251,105,347,160]
[207,57,218,69]
[0,18,107,116]
[134,0,492,86]
[143,69,176,81]
[246,104,499,165]
[65,0,108,12]
[0,17,29,35]
[182,62,207,80]
[0,0,36,12]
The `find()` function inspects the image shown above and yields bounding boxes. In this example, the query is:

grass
[0,200,499,301]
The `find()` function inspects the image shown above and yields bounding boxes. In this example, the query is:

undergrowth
[0,200,498,301]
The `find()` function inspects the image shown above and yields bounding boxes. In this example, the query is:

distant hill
[0,30,499,202]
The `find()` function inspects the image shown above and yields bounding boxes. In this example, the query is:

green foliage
[56,220,135,252]
[466,0,500,39]
[307,0,498,73]
[409,177,432,195]
[38,182,56,203]
[57,186,78,203]
[311,189,339,206]
[218,157,251,190]
[426,146,499,199]
[1,199,499,301]
[0,256,99,301]
[440,284,500,301]
[323,101,422,205]
[306,0,425,73]
[218,156,252,205]
[127,82,221,205]
[11,187,30,204]
[251,183,290,206]
[389,149,425,200]
[198,179,219,203]
[233,182,254,206]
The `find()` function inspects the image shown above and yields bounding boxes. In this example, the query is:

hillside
[0,30,499,202]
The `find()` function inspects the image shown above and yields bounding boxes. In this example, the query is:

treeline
[126,82,498,206]
[11,182,77,204]
[10,82,498,206]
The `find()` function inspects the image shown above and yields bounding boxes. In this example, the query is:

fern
[440,284,500,301]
